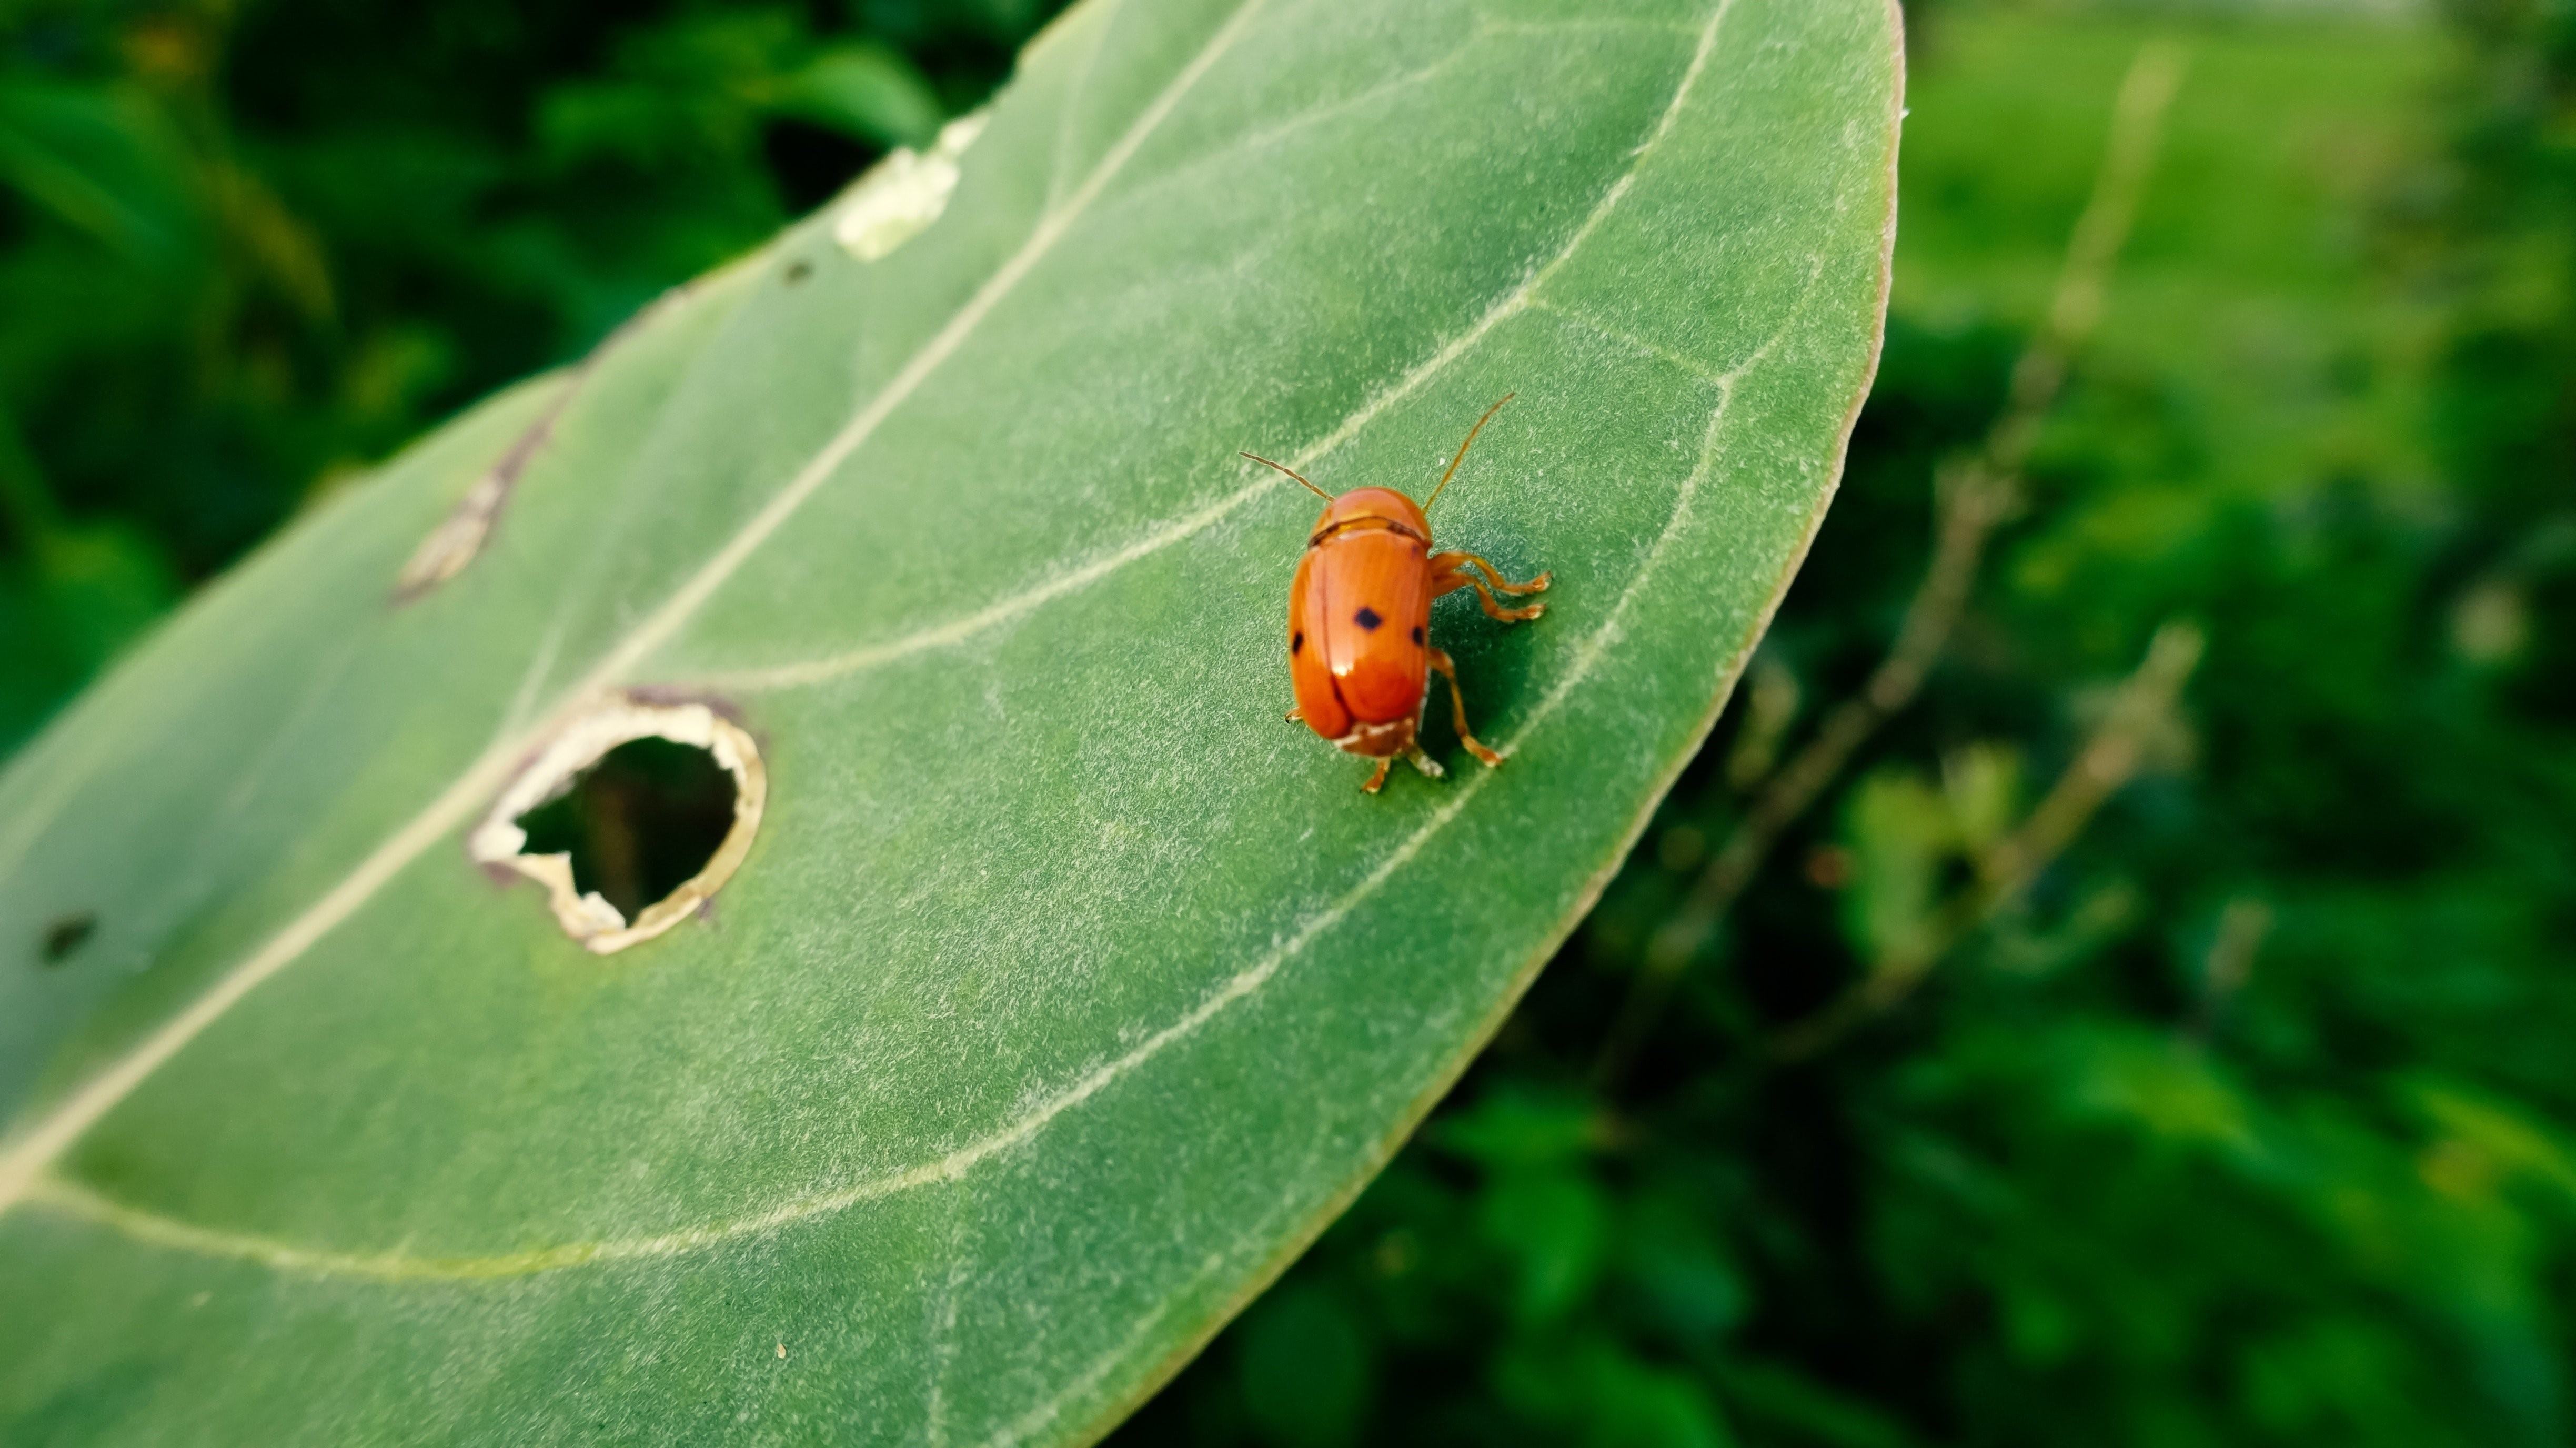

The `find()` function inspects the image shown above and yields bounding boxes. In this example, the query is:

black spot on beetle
[39,912,96,966]
[1292,631,1305,654]
[1354,607,1383,631]
[1411,625,1425,645]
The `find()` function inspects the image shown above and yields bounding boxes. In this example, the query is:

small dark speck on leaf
[783,259,813,285]
[38,912,96,966]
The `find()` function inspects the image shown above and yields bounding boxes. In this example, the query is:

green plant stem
[1766,618,2205,1062]
[2186,895,2273,1041]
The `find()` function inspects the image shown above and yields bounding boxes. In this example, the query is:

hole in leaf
[38,912,96,966]
[469,696,766,955]
[514,737,738,926]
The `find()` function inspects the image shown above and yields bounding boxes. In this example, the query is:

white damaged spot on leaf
[832,111,989,262]
[393,419,552,602]
[394,289,685,603]
[468,696,766,955]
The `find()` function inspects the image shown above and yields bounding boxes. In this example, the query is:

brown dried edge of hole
[466,695,766,955]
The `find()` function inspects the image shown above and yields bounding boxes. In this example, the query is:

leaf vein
[1043,0,1126,210]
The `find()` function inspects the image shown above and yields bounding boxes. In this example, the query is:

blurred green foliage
[7,0,2575,1444]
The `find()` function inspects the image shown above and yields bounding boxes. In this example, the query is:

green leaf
[0,82,203,267]
[779,45,949,148]
[0,0,1899,1440]
[1494,1338,1735,1448]
[1840,767,1955,967]
[1479,1168,1613,1324]
[1425,1081,1601,1168]
[1234,1282,1373,1447]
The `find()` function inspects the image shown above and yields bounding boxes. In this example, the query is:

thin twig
[2186,897,2272,1041]
[1591,42,2190,1089]
[1767,620,2206,1061]
[1722,650,1803,791]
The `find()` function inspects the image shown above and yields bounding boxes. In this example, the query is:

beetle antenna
[1241,450,1331,500]
[1423,392,1515,511]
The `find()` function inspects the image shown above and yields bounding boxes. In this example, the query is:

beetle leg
[1431,550,1551,596]
[1428,648,1505,767]
[1286,706,1303,722]
[1430,551,1549,622]
[1405,745,1446,779]
[1360,755,1394,793]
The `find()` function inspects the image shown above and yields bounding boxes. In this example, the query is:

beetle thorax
[1311,487,1430,546]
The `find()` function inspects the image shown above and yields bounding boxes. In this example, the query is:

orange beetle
[1244,395,1550,793]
